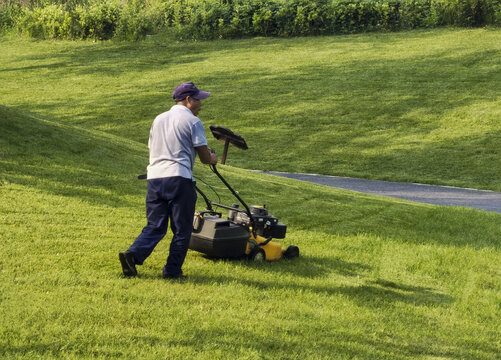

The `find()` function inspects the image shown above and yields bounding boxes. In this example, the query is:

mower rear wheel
[250,247,266,262]
[283,245,299,259]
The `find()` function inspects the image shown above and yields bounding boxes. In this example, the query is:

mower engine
[229,204,287,239]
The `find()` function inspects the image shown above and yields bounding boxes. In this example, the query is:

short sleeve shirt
[147,105,208,180]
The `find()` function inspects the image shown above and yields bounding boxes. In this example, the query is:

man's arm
[196,145,218,165]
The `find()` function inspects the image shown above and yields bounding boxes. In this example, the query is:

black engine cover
[232,206,287,239]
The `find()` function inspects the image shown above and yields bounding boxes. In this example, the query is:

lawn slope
[1,28,500,190]
[1,106,500,359]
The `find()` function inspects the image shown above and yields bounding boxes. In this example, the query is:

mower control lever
[210,165,252,217]
[198,210,222,218]
[208,164,257,237]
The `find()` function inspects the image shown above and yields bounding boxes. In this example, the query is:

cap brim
[193,90,210,100]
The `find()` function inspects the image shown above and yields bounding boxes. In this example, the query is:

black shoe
[163,273,187,280]
[119,252,137,277]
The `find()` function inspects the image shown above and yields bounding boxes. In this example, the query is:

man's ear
[184,96,191,107]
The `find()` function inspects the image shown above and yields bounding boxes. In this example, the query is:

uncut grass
[1,106,500,359]
[0,28,500,190]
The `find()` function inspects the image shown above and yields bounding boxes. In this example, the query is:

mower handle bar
[209,164,252,217]
[210,202,248,214]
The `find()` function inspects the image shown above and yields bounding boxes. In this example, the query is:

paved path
[260,171,501,214]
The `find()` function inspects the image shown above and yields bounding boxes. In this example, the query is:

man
[119,82,217,279]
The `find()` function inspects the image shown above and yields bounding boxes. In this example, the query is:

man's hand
[196,145,218,165]
[209,152,218,165]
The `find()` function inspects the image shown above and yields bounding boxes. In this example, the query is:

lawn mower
[189,125,299,261]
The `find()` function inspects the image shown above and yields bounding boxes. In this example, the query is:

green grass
[0,28,500,190]
[1,29,501,359]
[1,105,500,359]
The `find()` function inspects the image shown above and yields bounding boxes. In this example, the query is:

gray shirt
[147,105,208,180]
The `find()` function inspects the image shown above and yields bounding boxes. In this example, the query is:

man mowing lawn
[119,82,218,279]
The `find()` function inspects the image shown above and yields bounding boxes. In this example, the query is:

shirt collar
[171,104,193,115]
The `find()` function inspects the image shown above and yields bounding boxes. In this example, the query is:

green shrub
[17,4,73,38]
[457,0,496,26]
[495,1,501,25]
[399,0,435,28]
[0,4,20,32]
[252,1,277,36]
[114,0,154,41]
[274,0,332,36]
[3,0,501,41]
[428,0,500,26]
[75,1,120,40]
[229,1,259,37]
[181,1,234,40]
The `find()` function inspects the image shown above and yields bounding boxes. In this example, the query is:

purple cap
[172,82,210,102]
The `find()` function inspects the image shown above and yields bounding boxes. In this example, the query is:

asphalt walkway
[260,171,501,214]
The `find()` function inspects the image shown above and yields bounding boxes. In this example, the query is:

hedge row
[1,0,500,40]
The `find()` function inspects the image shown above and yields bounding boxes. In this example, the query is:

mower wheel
[283,245,299,259]
[250,247,266,262]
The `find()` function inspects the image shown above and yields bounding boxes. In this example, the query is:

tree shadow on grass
[4,320,496,359]
[131,253,369,281]
[170,326,490,360]
[1,341,138,359]
[199,253,371,279]
[135,252,453,309]
[187,272,454,308]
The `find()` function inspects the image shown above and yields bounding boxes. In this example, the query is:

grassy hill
[1,28,500,358]
[0,28,500,190]
[1,105,500,358]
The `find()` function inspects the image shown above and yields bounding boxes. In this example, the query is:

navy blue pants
[127,176,197,277]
